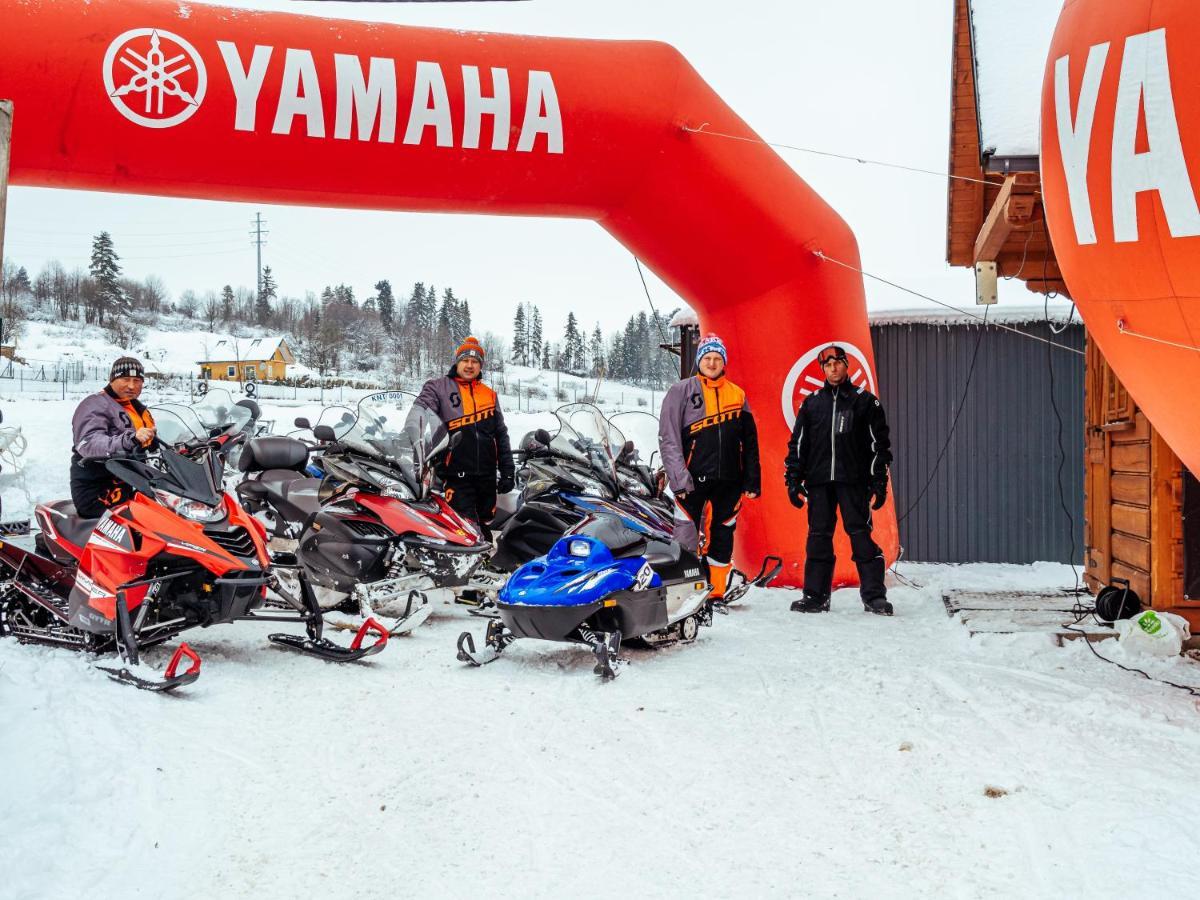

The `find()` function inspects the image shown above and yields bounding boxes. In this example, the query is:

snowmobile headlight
[618,471,650,497]
[568,539,592,558]
[154,489,226,523]
[379,478,414,500]
[571,474,611,498]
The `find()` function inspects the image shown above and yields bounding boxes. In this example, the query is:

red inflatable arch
[1042,1,1200,479]
[0,0,898,587]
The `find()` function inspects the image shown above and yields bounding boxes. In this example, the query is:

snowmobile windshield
[608,411,658,466]
[311,405,358,440]
[191,388,253,436]
[150,390,253,447]
[106,444,223,507]
[550,404,622,484]
[334,392,447,497]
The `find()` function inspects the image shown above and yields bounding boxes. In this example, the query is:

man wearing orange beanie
[414,336,514,536]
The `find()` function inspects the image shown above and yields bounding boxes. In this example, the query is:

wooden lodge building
[198,336,295,384]
[949,0,1200,626]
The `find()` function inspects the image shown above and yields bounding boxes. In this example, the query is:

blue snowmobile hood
[498,535,662,608]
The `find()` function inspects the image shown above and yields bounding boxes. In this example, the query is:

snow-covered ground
[3,391,1200,899]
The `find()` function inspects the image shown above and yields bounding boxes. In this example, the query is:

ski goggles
[818,351,848,366]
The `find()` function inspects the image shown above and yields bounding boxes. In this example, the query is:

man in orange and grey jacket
[658,334,760,601]
[70,356,157,518]
[414,336,514,536]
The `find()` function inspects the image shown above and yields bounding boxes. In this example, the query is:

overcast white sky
[4,0,1062,338]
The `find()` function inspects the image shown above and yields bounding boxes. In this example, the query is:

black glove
[786,480,807,510]
[497,474,515,495]
[870,478,888,510]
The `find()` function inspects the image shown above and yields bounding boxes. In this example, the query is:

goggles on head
[819,352,848,366]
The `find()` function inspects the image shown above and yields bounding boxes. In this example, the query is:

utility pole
[250,212,268,299]
[0,101,13,287]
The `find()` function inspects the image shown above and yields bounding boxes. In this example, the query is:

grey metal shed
[870,307,1084,565]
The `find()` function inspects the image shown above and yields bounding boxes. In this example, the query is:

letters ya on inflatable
[0,0,900,586]
[1042,0,1200,478]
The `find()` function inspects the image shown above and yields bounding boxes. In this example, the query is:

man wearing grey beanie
[69,356,157,518]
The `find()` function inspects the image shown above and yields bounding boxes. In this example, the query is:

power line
[633,257,669,343]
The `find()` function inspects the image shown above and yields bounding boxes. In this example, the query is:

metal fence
[871,319,1085,565]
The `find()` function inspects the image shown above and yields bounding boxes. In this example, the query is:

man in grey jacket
[70,357,157,518]
[658,334,760,601]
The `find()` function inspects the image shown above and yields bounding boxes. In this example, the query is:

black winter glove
[786,480,807,510]
[497,474,515,495]
[870,478,888,510]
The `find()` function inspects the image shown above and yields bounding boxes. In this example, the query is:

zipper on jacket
[829,387,838,481]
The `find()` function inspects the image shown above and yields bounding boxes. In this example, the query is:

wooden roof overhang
[945,0,1068,298]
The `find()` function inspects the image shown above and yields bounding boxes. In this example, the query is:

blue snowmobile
[456,515,713,678]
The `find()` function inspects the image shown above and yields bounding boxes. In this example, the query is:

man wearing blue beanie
[658,333,760,602]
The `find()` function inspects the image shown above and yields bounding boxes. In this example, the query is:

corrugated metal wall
[870,320,1085,564]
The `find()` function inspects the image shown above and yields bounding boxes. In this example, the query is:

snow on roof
[199,336,293,363]
[868,303,1079,327]
[668,306,698,328]
[970,0,1063,159]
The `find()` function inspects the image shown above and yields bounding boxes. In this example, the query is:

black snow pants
[444,473,498,538]
[674,476,742,565]
[803,481,886,603]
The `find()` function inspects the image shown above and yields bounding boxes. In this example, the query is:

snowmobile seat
[239,436,310,474]
[259,471,324,520]
[36,500,101,563]
[640,539,682,568]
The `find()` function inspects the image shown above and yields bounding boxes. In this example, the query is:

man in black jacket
[784,344,894,615]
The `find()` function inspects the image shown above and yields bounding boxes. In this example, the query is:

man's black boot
[790,594,830,613]
[863,597,894,616]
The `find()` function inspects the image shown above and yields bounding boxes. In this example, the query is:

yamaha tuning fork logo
[780,342,875,430]
[103,28,207,128]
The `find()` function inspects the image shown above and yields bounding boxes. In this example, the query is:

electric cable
[811,251,1083,356]
[893,305,989,526]
[682,124,1012,191]
[633,257,670,344]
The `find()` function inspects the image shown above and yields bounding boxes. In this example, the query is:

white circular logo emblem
[103,28,207,129]
[780,342,876,430]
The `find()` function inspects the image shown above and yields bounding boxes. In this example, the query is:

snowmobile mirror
[294,416,311,429]
[534,428,552,446]
[313,425,337,443]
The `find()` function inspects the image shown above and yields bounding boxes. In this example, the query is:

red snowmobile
[0,408,387,692]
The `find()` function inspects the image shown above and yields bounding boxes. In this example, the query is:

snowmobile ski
[268,617,389,662]
[93,643,202,693]
[456,619,512,667]
[718,555,783,606]
[589,629,623,679]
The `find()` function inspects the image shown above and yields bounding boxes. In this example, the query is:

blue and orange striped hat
[695,333,727,367]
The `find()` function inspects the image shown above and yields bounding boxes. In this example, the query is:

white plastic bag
[1115,610,1192,658]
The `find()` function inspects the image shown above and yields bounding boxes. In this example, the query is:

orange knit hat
[455,335,485,363]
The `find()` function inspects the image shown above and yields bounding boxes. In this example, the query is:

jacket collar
[103,384,147,413]
[823,378,856,397]
[697,374,727,389]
